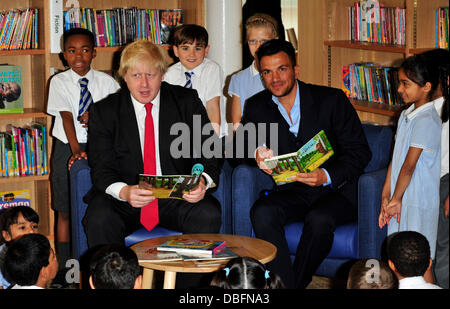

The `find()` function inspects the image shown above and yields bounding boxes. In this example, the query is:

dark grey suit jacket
[86,81,220,198]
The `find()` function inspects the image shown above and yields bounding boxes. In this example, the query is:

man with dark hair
[239,39,371,288]
[388,231,442,289]
[3,234,58,289]
[89,244,142,289]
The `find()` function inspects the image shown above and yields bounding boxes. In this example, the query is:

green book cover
[264,130,334,185]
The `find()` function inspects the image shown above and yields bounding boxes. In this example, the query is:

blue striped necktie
[184,71,194,89]
[78,77,93,117]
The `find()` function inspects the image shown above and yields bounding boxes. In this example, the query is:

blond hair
[118,40,169,77]
[245,13,279,39]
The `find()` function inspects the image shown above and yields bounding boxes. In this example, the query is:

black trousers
[82,192,222,248]
[250,188,357,289]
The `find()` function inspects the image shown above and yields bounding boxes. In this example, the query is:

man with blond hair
[83,40,221,248]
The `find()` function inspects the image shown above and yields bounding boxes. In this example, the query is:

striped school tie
[184,71,194,89]
[78,77,93,117]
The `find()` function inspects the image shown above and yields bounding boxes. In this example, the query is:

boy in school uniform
[46,28,120,273]
[164,24,226,137]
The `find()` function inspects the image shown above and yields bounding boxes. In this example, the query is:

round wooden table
[131,233,277,289]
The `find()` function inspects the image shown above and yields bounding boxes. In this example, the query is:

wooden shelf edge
[324,40,406,53]
[0,109,49,120]
[351,99,405,117]
[0,49,45,56]
[0,175,49,184]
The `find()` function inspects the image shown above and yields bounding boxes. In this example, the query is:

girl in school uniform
[379,54,441,268]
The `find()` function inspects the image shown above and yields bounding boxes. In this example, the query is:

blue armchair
[69,159,233,260]
[231,124,391,278]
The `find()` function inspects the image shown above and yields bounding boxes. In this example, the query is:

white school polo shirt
[47,68,120,144]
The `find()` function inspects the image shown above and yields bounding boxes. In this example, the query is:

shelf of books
[299,0,448,126]
[0,0,52,236]
[49,0,201,73]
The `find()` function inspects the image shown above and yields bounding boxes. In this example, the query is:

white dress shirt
[47,68,120,144]
[399,276,442,289]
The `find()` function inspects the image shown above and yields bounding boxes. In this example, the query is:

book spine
[50,0,64,53]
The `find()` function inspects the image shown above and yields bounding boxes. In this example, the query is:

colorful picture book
[264,130,334,185]
[157,239,226,257]
[135,247,182,263]
[0,65,23,114]
[0,189,31,212]
[0,8,39,50]
[180,247,238,261]
[159,9,183,45]
[139,173,202,200]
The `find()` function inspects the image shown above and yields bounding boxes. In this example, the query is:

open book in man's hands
[138,164,215,199]
[264,130,334,185]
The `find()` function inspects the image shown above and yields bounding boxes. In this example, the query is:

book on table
[264,130,334,185]
[157,239,226,257]
[179,247,238,261]
[138,173,202,200]
[134,247,182,263]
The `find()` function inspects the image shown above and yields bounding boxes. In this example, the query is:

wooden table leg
[142,268,154,289]
[163,271,177,289]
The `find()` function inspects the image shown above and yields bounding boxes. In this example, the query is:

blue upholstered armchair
[69,159,233,260]
[231,124,392,278]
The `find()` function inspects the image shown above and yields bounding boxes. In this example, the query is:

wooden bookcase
[0,0,204,238]
[298,0,448,126]
[0,0,52,236]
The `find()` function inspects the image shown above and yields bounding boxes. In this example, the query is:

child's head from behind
[89,244,142,289]
[3,233,58,288]
[0,206,39,245]
[347,258,397,289]
[210,257,285,289]
[245,13,279,59]
[172,24,210,71]
[388,231,431,278]
[63,28,97,76]
[398,54,439,106]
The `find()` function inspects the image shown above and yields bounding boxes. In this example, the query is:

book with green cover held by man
[264,130,334,185]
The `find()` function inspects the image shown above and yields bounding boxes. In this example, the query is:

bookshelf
[49,0,204,73]
[0,0,52,236]
[0,0,204,238]
[298,0,448,126]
